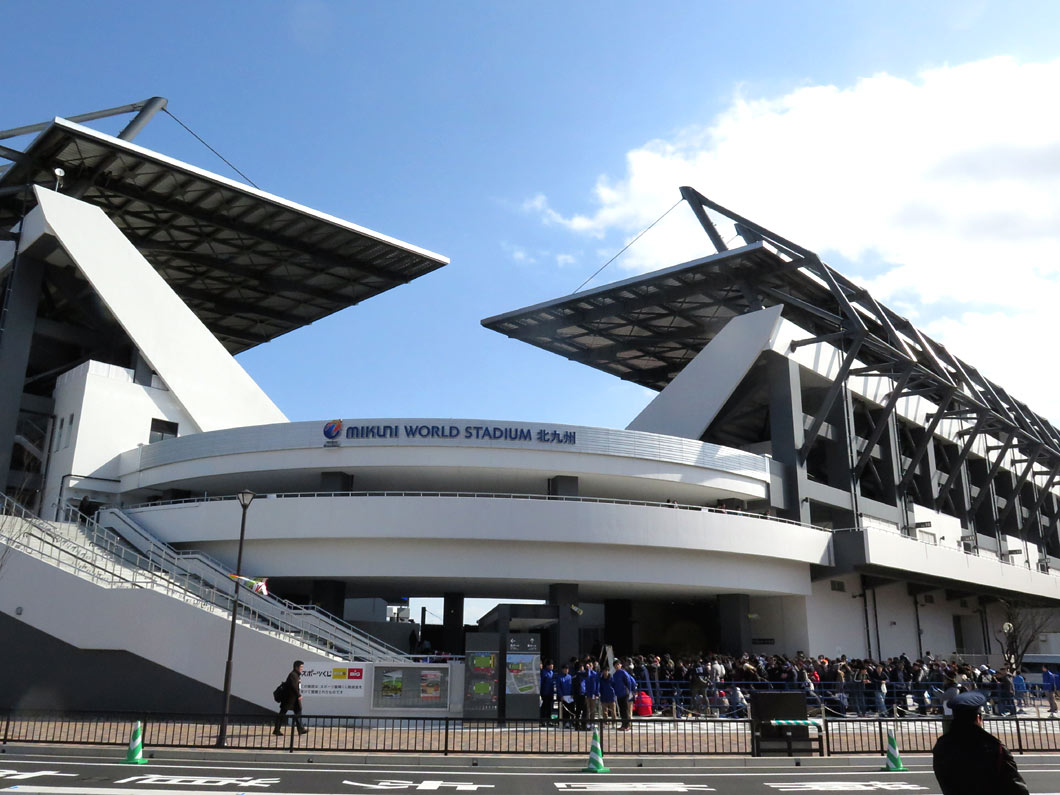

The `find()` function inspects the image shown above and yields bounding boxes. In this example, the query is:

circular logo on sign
[323,420,343,439]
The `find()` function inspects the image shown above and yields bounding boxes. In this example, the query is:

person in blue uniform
[931,690,1028,795]
[555,664,574,727]
[539,660,555,725]
[585,659,600,728]
[572,661,588,730]
[611,660,638,730]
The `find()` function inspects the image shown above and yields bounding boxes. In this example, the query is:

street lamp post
[216,489,256,747]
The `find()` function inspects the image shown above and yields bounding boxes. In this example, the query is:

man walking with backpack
[274,660,308,736]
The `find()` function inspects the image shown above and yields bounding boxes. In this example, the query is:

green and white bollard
[120,720,149,765]
[582,728,611,773]
[882,726,907,772]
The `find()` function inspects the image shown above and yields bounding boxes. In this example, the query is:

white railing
[833,524,1057,576]
[0,492,408,662]
[96,506,409,662]
[123,490,829,533]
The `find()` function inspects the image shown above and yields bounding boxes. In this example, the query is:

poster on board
[300,663,366,697]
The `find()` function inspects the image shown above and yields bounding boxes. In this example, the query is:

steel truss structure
[484,187,1060,594]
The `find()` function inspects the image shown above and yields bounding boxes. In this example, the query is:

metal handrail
[0,492,408,662]
[123,490,828,533]
[96,506,408,662]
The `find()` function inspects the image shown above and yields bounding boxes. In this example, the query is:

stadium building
[2,101,1059,713]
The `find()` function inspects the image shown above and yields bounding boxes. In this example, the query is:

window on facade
[830,580,846,593]
[64,412,75,448]
[149,418,179,444]
[54,417,64,452]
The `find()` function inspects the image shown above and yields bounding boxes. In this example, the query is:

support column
[547,476,579,496]
[717,593,752,656]
[767,353,811,523]
[0,254,45,492]
[548,583,580,664]
[320,471,354,491]
[442,592,465,656]
[309,580,346,619]
[604,599,633,657]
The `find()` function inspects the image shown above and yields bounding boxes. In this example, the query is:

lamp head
[237,489,257,509]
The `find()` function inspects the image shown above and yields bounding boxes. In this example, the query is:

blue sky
[7,1,1060,622]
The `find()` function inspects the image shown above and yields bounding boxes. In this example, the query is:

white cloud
[528,56,1060,423]
[555,253,576,267]
[500,241,536,265]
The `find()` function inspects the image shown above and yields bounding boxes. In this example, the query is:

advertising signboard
[300,663,366,698]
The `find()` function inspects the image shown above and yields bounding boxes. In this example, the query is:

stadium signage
[322,420,576,447]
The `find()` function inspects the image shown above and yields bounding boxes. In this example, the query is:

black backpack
[273,680,287,703]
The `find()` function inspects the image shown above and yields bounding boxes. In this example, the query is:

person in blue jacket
[611,660,638,730]
[572,661,588,730]
[599,667,617,722]
[539,660,556,725]
[585,659,600,728]
[555,663,574,727]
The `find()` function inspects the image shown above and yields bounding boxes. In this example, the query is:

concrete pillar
[548,476,579,496]
[443,592,465,655]
[320,471,354,491]
[0,254,45,494]
[310,580,346,618]
[548,583,580,664]
[604,599,633,657]
[717,593,752,656]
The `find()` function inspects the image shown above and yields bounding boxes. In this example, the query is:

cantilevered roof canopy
[484,188,1060,472]
[482,242,794,392]
[0,118,448,354]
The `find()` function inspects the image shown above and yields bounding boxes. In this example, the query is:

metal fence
[5,711,1060,756]
[0,492,408,663]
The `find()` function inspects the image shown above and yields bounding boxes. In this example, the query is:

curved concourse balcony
[123,492,832,601]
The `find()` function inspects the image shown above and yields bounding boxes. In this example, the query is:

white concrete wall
[804,574,869,660]
[0,546,335,712]
[25,188,286,433]
[123,496,831,600]
[869,582,920,660]
[914,592,961,660]
[628,305,783,439]
[748,596,810,656]
[40,361,198,516]
[863,527,1060,601]
[117,419,771,505]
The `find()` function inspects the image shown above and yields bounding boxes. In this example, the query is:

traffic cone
[120,720,149,765]
[881,726,906,772]
[582,727,610,773]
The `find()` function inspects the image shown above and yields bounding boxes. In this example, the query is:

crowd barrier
[639,677,1048,719]
[5,710,1060,755]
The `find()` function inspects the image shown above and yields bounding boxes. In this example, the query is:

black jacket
[280,669,302,710]
[932,722,1028,795]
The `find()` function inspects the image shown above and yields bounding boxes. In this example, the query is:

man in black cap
[932,690,1028,794]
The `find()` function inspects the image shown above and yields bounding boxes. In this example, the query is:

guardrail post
[3,709,10,745]
[1014,716,1023,754]
[444,717,450,756]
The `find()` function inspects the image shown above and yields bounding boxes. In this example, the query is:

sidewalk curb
[6,743,1059,768]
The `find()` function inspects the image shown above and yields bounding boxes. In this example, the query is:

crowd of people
[540,649,1055,721]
